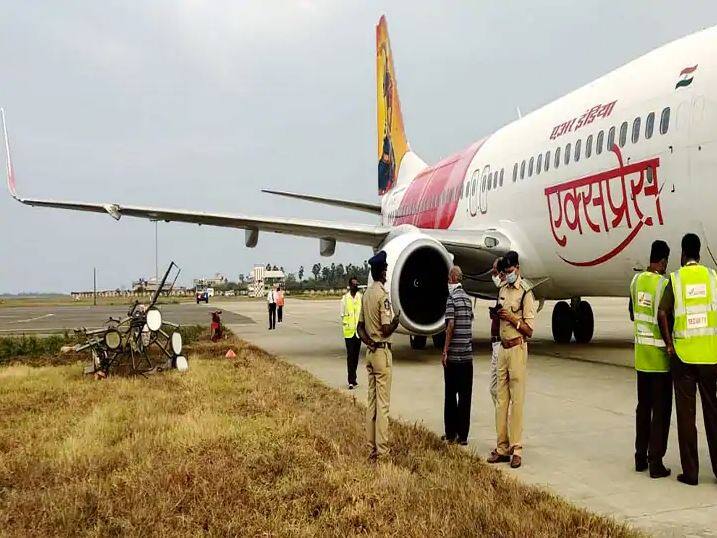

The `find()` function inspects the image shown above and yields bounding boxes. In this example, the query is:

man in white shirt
[267,287,277,330]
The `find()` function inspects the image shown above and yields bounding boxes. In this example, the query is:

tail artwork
[376,15,409,196]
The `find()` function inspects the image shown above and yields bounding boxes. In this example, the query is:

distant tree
[321,266,330,281]
[312,263,321,280]
[298,266,305,281]
[336,263,345,283]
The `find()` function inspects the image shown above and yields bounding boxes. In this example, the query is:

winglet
[1,108,19,200]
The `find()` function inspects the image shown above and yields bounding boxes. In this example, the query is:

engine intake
[379,232,453,335]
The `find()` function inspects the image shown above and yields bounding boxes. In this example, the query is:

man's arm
[357,322,376,352]
[657,277,675,356]
[443,319,454,367]
[498,292,534,338]
[380,312,400,338]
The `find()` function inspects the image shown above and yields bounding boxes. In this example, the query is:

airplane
[4,16,716,349]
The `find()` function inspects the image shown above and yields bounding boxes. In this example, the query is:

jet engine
[377,231,453,335]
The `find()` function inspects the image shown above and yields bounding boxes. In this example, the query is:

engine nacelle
[375,231,453,335]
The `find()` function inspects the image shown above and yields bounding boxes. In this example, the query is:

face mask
[448,283,460,292]
[506,271,518,285]
[492,275,503,288]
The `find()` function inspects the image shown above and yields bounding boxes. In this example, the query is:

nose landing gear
[551,298,594,343]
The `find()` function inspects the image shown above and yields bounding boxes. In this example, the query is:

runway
[0,303,253,334]
[220,296,716,537]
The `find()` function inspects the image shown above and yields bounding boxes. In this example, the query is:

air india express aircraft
[3,16,715,348]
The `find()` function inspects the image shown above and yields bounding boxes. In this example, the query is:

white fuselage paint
[381,26,717,300]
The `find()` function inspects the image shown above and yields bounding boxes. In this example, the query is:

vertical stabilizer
[376,15,410,195]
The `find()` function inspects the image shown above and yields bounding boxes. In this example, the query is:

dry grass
[0,336,640,537]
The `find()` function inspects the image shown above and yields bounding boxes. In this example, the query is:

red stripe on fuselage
[392,138,487,229]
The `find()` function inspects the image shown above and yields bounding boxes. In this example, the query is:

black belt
[490,336,501,343]
[373,342,392,349]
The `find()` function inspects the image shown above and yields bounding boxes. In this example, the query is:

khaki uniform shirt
[359,281,394,343]
[498,275,536,340]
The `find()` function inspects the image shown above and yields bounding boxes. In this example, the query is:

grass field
[0,336,639,537]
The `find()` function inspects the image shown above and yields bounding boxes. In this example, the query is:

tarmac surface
[220,297,717,537]
[0,303,253,334]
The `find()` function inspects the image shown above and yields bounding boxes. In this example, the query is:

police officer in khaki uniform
[487,250,536,469]
[357,251,400,461]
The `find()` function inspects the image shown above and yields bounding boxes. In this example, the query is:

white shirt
[267,290,275,304]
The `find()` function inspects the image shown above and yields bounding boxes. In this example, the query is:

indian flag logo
[675,65,697,89]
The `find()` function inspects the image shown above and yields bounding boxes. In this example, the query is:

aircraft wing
[2,109,508,258]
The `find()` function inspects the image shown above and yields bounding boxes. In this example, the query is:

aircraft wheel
[432,331,446,350]
[552,301,574,343]
[573,300,594,343]
[410,335,427,350]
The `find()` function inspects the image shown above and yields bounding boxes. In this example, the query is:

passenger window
[564,143,571,165]
[554,147,561,168]
[660,107,670,135]
[596,130,604,154]
[512,163,518,182]
[487,172,492,191]
[545,150,551,171]
[645,112,655,139]
[528,157,534,177]
[607,126,615,151]
[586,135,593,158]
[632,117,641,144]
[575,139,581,162]
[537,153,543,174]
[464,181,469,198]
[619,121,628,147]
[493,172,498,189]
[499,168,504,187]
[520,160,526,179]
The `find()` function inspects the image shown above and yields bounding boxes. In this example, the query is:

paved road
[0,303,253,334]
[220,297,717,537]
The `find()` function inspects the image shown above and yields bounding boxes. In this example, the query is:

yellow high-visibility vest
[341,292,362,338]
[630,271,669,372]
[671,263,717,364]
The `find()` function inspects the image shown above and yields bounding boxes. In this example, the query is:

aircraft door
[479,165,490,214]
[468,168,480,217]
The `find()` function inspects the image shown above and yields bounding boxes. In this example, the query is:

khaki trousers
[495,342,527,456]
[366,347,392,457]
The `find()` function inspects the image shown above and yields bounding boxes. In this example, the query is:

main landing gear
[551,298,594,343]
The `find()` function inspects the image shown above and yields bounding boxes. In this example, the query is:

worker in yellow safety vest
[629,240,672,479]
[658,233,717,486]
[340,276,363,389]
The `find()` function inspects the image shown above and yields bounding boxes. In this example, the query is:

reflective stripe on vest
[671,264,717,364]
[342,293,361,338]
[630,271,669,372]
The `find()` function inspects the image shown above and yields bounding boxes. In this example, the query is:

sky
[1,1,716,293]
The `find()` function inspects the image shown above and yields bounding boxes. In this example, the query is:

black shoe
[635,455,648,472]
[348,384,355,390]
[649,463,671,479]
[457,439,468,446]
[677,473,698,486]
[441,435,456,444]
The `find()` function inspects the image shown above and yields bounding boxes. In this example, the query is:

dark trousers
[345,336,361,385]
[635,371,672,465]
[268,303,276,329]
[277,306,283,323]
[444,360,473,441]
[671,355,717,480]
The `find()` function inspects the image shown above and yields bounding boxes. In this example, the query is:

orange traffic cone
[225,349,236,359]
